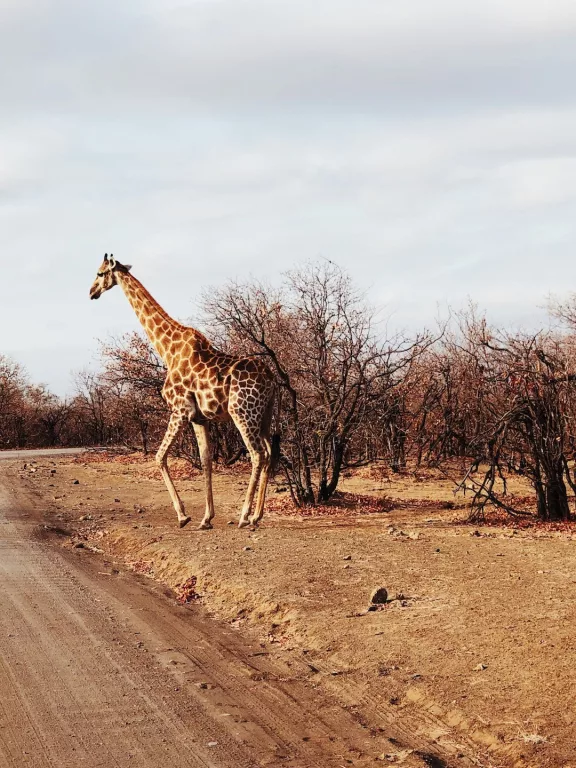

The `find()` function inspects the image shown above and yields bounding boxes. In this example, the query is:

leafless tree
[204,261,431,504]
[453,317,576,522]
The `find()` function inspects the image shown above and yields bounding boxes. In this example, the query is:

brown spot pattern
[94,265,277,528]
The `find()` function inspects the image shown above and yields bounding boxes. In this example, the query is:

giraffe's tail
[270,433,281,476]
[268,383,282,476]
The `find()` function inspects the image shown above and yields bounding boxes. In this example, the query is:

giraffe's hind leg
[229,412,266,528]
[156,410,191,528]
[238,443,265,528]
[249,397,274,525]
[249,434,272,526]
[229,371,276,528]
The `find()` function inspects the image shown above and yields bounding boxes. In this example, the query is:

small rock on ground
[370,587,389,605]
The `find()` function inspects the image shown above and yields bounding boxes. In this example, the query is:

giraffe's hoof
[238,518,250,529]
[179,516,191,529]
[198,521,213,530]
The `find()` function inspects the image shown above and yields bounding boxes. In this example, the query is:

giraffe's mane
[123,271,210,342]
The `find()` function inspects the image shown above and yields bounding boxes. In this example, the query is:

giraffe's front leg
[192,423,215,530]
[156,411,191,528]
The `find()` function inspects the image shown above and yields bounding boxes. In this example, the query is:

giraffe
[89,254,277,530]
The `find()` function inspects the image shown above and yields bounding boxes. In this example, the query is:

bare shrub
[203,261,430,505]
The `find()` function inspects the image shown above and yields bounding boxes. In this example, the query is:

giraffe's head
[89,254,132,300]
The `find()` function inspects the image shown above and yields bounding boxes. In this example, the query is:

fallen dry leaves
[176,576,201,604]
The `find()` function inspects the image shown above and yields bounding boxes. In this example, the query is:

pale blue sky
[2,0,576,394]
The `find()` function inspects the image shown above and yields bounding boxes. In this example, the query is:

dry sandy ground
[10,453,576,768]
[0,476,392,768]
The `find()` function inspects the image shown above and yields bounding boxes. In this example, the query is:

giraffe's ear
[124,264,132,272]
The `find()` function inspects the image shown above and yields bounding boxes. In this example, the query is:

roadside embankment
[9,453,576,768]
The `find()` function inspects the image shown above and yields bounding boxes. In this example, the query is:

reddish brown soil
[11,452,576,767]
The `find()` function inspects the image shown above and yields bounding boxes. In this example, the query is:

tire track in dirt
[0,468,457,768]
[0,533,221,766]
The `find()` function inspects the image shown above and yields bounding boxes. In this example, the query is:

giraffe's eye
[97,272,104,277]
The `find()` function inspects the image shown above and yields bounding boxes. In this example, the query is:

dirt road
[0,448,94,462]
[0,456,450,768]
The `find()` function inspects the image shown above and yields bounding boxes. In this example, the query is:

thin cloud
[1,1,575,393]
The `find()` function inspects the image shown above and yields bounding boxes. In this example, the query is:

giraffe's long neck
[117,272,195,363]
